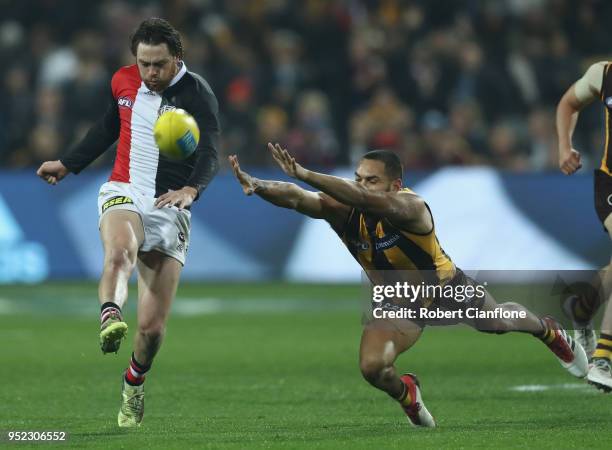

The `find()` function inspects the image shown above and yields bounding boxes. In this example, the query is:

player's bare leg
[588,299,612,392]
[472,290,543,334]
[473,290,588,378]
[561,267,605,360]
[118,250,182,427]
[560,213,612,390]
[587,257,612,391]
[562,210,612,359]
[98,210,144,354]
[359,319,435,427]
[134,251,181,364]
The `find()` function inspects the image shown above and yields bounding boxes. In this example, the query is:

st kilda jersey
[61,62,220,200]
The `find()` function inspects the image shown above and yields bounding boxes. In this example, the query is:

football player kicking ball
[36,18,220,426]
[229,144,588,427]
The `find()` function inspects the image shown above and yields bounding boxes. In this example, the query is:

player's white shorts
[97,181,191,265]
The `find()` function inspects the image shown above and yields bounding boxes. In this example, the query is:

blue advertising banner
[0,168,608,283]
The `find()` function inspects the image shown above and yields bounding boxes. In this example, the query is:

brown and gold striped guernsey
[599,62,612,175]
[339,188,456,285]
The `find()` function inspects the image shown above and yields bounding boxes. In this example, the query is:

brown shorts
[594,169,612,231]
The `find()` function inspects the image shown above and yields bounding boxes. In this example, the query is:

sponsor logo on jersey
[102,196,134,213]
[117,97,134,109]
[178,231,186,242]
[158,104,176,117]
[375,234,400,250]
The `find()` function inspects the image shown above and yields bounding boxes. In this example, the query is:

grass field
[0,282,610,449]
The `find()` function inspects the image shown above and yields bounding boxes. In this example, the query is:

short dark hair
[361,150,403,180]
[130,18,183,59]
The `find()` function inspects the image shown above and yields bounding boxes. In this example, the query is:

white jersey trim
[168,61,187,88]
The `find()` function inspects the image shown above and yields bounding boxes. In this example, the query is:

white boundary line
[509,383,593,392]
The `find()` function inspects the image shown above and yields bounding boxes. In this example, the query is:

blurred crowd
[1,0,612,171]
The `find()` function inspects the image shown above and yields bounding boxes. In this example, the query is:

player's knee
[138,322,165,343]
[104,247,136,272]
[499,302,524,332]
[359,356,391,385]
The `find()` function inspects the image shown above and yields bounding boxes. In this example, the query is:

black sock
[101,301,121,313]
[100,302,122,323]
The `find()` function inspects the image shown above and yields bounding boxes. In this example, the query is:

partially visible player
[229,144,588,426]
[36,18,221,424]
[557,61,612,391]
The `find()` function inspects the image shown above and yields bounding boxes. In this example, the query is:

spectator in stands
[2,0,611,171]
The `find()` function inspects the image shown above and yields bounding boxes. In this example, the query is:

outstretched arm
[267,143,430,231]
[228,155,350,231]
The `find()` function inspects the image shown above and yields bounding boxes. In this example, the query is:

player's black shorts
[368,268,485,329]
[594,169,612,230]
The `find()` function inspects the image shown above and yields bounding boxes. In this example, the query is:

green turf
[0,283,610,449]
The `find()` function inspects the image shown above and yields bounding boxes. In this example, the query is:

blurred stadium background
[1,1,612,447]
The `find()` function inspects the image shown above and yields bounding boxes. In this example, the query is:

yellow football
[154,108,200,159]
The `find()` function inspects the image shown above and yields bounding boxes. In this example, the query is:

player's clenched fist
[559,148,582,175]
[36,160,70,185]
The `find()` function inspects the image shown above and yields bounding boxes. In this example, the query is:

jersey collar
[168,61,187,88]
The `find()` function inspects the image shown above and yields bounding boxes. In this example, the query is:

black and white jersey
[61,62,220,200]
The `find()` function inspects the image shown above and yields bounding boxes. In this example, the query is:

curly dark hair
[130,18,183,59]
